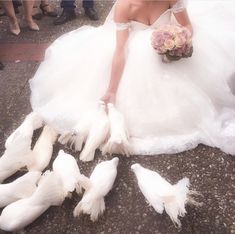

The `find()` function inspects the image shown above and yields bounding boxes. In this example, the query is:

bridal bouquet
[151,24,193,62]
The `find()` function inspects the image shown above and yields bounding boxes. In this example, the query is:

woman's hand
[101,91,116,104]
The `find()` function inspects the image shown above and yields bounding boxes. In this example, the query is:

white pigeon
[0,112,43,183]
[79,102,110,162]
[101,103,132,156]
[73,157,119,221]
[27,125,58,171]
[0,171,41,208]
[131,163,196,227]
[0,146,31,183]
[5,112,43,149]
[58,112,92,152]
[0,170,66,232]
[52,150,82,195]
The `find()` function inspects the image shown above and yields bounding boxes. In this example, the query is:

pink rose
[158,46,167,54]
[154,34,165,47]
[164,39,175,50]
[163,31,173,40]
[174,35,186,48]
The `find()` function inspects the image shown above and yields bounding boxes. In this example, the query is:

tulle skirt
[30,1,235,155]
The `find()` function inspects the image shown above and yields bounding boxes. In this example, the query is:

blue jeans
[61,0,94,10]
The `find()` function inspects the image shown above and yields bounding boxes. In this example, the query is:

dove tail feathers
[74,175,105,221]
[58,133,84,152]
[163,178,190,227]
[101,139,131,156]
[33,171,66,206]
[73,195,105,222]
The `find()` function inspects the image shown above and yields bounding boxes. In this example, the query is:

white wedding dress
[29,0,235,156]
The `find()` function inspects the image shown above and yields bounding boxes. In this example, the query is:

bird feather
[73,157,119,221]
[101,103,132,156]
[80,103,109,162]
[27,126,57,171]
[0,170,66,232]
[131,164,200,227]
[0,171,41,208]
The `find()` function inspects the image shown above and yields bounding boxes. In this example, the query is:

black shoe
[13,0,22,8]
[54,10,76,25]
[84,7,99,21]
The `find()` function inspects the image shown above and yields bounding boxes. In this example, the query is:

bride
[26,0,235,156]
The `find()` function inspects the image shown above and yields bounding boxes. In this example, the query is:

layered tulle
[30,0,235,155]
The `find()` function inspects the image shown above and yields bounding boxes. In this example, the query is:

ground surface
[0,1,234,234]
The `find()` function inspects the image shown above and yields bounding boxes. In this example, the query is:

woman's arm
[102,2,130,104]
[170,0,193,35]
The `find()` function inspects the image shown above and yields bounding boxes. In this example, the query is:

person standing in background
[54,0,98,25]
[0,0,21,17]
[0,0,39,35]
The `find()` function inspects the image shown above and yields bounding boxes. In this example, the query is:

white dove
[79,102,109,162]
[0,170,66,232]
[73,157,119,221]
[52,150,82,195]
[0,145,31,183]
[27,125,58,171]
[58,112,92,152]
[0,112,43,183]
[131,164,196,227]
[0,171,41,208]
[5,112,43,149]
[102,103,131,156]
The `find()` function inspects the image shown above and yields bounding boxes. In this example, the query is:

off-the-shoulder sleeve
[115,22,131,31]
[171,0,187,13]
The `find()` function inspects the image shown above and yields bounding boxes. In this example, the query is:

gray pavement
[0,1,234,234]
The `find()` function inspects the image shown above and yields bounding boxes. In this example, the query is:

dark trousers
[12,0,22,9]
[61,0,94,10]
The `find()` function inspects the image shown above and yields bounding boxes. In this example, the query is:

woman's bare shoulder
[114,0,132,22]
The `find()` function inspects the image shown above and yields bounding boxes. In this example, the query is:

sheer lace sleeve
[104,2,130,29]
[171,0,188,13]
[115,22,131,31]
